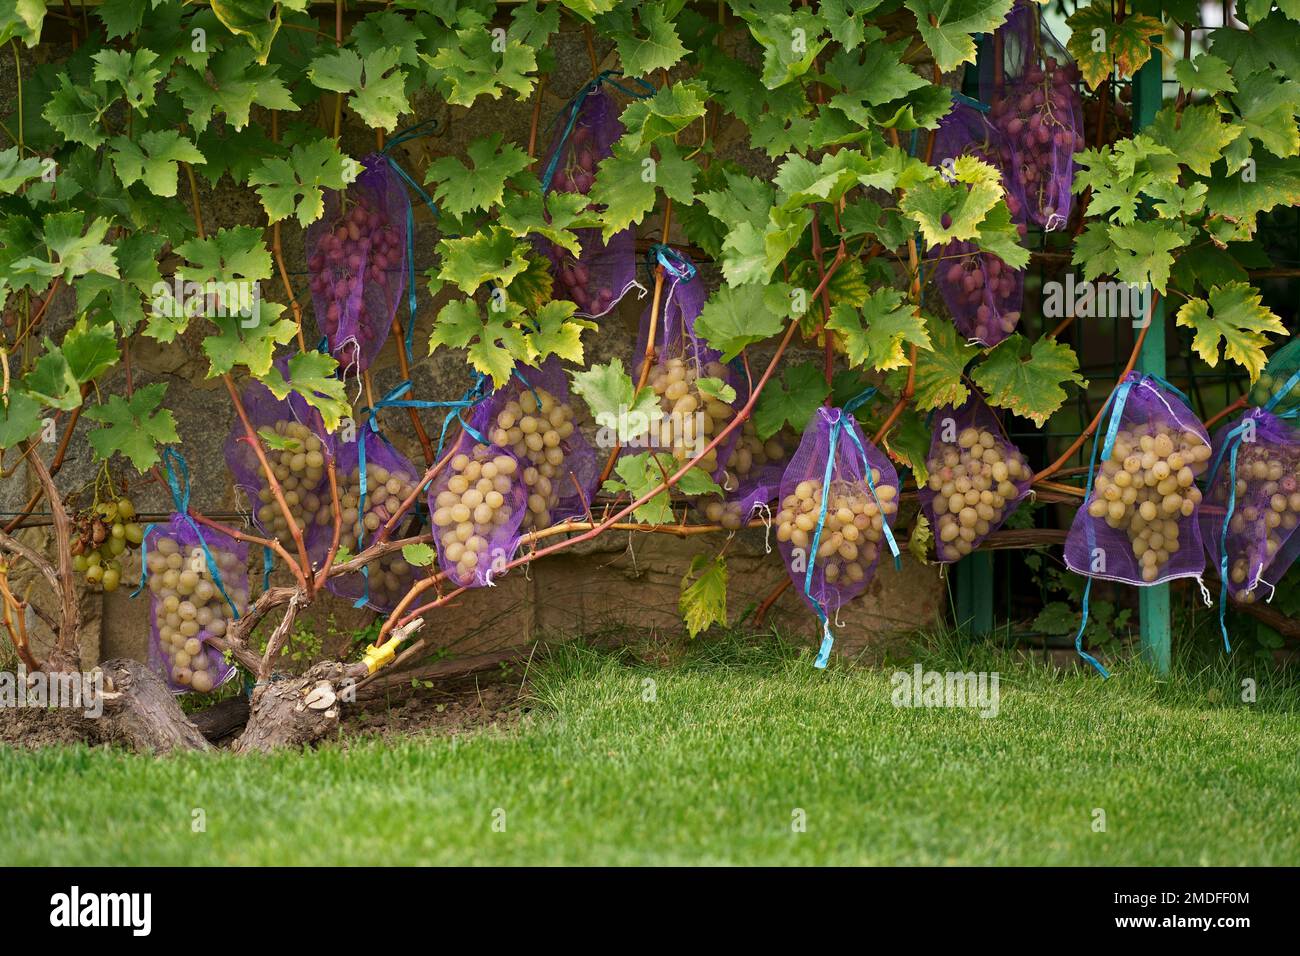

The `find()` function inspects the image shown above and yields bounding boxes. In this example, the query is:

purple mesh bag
[982,0,1084,230]
[325,428,423,612]
[629,263,743,482]
[1202,409,1300,606]
[482,356,598,532]
[225,359,332,559]
[931,242,1024,346]
[537,85,641,318]
[701,417,797,531]
[776,407,900,666]
[920,394,1034,562]
[307,153,409,373]
[1065,373,1212,586]
[429,398,528,588]
[143,519,247,694]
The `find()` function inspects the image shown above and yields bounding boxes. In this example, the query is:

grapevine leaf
[1146,104,1242,177]
[91,48,164,114]
[84,382,179,472]
[0,148,43,195]
[0,391,43,450]
[973,202,1031,269]
[1174,53,1236,96]
[900,155,1003,245]
[1232,69,1300,161]
[261,350,351,433]
[201,303,296,378]
[401,543,437,568]
[1065,3,1164,89]
[589,141,657,243]
[169,45,297,132]
[570,357,660,443]
[1174,282,1286,381]
[428,298,531,387]
[43,76,113,149]
[605,3,687,77]
[424,133,531,217]
[499,189,586,255]
[603,452,720,525]
[826,291,930,372]
[680,554,728,638]
[0,0,45,46]
[210,0,282,65]
[248,139,355,227]
[109,130,205,198]
[774,149,876,209]
[75,231,163,334]
[26,211,118,283]
[527,299,594,365]
[61,317,119,383]
[21,348,81,411]
[752,360,829,440]
[905,0,1015,72]
[883,406,932,486]
[175,226,274,286]
[909,314,978,412]
[424,25,537,107]
[617,81,709,151]
[971,335,1086,427]
[696,378,737,404]
[436,227,532,294]
[744,9,828,89]
[820,0,886,49]
[825,39,929,121]
[308,47,409,132]
[694,284,787,362]
[908,512,933,564]
[1107,219,1188,293]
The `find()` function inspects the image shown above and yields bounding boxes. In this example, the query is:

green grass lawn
[1,634,1298,865]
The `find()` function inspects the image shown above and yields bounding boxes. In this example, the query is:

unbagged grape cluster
[331,461,419,605]
[989,58,1084,227]
[1085,424,1211,581]
[926,427,1029,561]
[1212,442,1300,602]
[431,445,520,585]
[146,535,246,693]
[776,475,898,588]
[941,249,1021,343]
[542,125,616,315]
[645,356,737,477]
[1249,369,1300,415]
[488,387,577,532]
[252,420,329,545]
[701,422,790,530]
[71,497,143,593]
[308,198,400,367]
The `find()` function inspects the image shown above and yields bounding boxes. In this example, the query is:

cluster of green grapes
[252,419,330,544]
[645,356,736,475]
[487,386,577,531]
[431,445,521,585]
[926,426,1030,561]
[700,422,790,531]
[327,459,420,606]
[71,498,143,593]
[776,475,898,587]
[145,534,246,693]
[1214,442,1300,602]
[1085,425,1212,581]
[1248,369,1300,414]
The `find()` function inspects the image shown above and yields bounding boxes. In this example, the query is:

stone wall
[2,22,945,672]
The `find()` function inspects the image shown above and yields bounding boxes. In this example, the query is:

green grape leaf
[752,360,829,440]
[1232,69,1300,161]
[436,227,532,294]
[527,299,595,365]
[76,232,164,335]
[308,47,409,132]
[694,283,788,362]
[973,202,1031,269]
[589,141,657,243]
[23,211,118,283]
[1,0,46,46]
[248,139,355,227]
[909,314,978,412]
[499,189,586,255]
[84,382,179,472]
[603,452,720,524]
[210,0,282,65]
[747,9,828,89]
[825,38,929,122]
[108,130,205,198]
[905,0,1015,72]
[570,357,661,443]
[424,25,537,107]
[1174,53,1236,96]
[819,0,886,49]
[774,149,876,209]
[175,226,274,286]
[1175,281,1286,381]
[1107,219,1188,293]
[424,133,531,217]
[401,543,437,568]
[21,348,81,411]
[1065,3,1164,89]
[169,45,297,132]
[680,554,728,638]
[826,291,930,372]
[617,81,709,151]
[427,298,531,387]
[696,377,737,405]
[43,76,113,149]
[91,47,164,114]
[900,155,1003,246]
[201,303,296,378]
[0,391,43,450]
[261,350,351,433]
[971,334,1086,426]
[606,3,687,77]
[883,406,932,485]
[1146,104,1242,177]
[61,317,119,384]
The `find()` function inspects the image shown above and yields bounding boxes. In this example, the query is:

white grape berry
[432,444,520,585]
[702,423,792,530]
[1211,441,1300,603]
[643,356,736,476]
[775,472,898,588]
[926,426,1030,561]
[488,385,577,532]
[326,459,419,605]
[1084,423,1211,582]
[245,419,329,547]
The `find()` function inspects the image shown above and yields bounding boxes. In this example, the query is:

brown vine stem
[380,313,808,642]
[387,318,435,466]
[333,0,344,140]
[527,74,547,161]
[0,570,39,670]
[1035,303,1155,482]
[183,164,205,240]
[189,511,301,580]
[753,577,791,627]
[222,374,314,592]
[25,444,79,669]
[313,458,344,588]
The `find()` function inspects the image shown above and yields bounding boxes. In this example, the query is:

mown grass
[1,632,1297,866]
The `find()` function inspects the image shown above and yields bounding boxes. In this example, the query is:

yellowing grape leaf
[826,291,930,372]
[900,155,1003,246]
[1065,3,1164,89]
[679,554,728,638]
[909,314,978,412]
[971,335,1086,426]
[1175,281,1286,381]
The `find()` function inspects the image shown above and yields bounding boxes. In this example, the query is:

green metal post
[1132,31,1172,674]
[956,552,994,635]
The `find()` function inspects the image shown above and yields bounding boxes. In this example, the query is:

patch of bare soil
[0,706,99,749]
[343,677,530,741]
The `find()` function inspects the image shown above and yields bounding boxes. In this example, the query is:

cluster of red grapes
[989,57,1084,229]
[542,125,616,316]
[939,246,1021,344]
[308,199,401,368]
